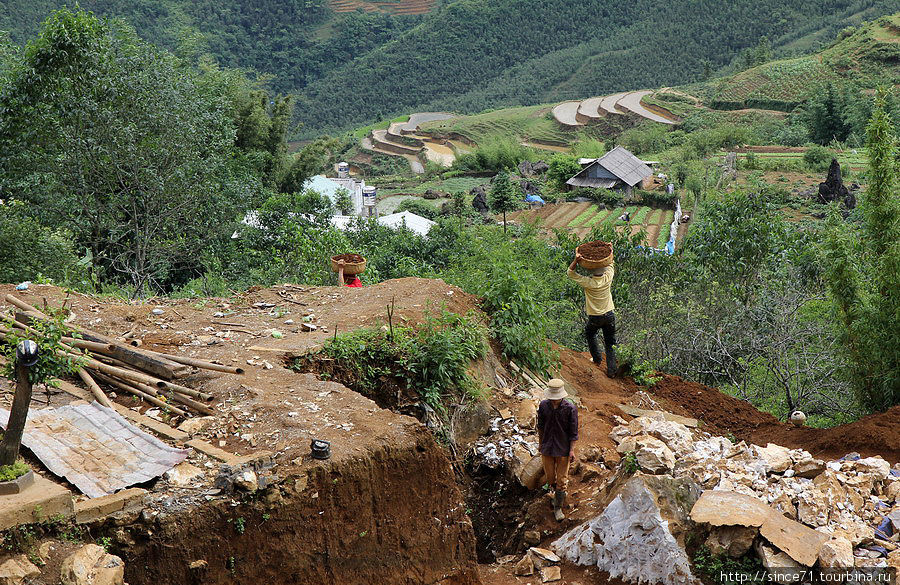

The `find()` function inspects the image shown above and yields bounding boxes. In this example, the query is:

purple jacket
[537,399,578,457]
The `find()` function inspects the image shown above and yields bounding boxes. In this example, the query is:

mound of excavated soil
[556,345,900,463]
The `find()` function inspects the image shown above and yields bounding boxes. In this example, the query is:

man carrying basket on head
[567,246,616,377]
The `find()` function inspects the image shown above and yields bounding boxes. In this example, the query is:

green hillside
[0,0,423,93]
[705,14,900,110]
[1,1,897,138]
[291,0,899,135]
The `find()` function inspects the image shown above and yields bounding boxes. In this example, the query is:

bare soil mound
[556,345,900,463]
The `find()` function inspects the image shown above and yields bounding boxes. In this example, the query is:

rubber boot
[605,347,617,378]
[553,490,566,521]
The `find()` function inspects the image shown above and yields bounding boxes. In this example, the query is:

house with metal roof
[566,146,653,195]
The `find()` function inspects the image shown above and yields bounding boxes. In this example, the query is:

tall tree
[0,9,255,295]
[488,172,519,234]
[823,88,900,411]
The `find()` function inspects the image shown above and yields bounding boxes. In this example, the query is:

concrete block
[0,474,74,530]
[74,488,146,524]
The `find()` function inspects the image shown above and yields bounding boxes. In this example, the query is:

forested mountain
[292,0,898,135]
[1,0,897,136]
[0,0,421,92]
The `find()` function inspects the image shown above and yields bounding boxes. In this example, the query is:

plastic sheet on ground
[0,402,188,498]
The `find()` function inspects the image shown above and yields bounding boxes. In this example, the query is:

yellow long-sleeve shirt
[567,266,615,316]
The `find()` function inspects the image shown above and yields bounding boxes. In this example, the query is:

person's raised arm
[336,260,345,287]
[569,252,581,272]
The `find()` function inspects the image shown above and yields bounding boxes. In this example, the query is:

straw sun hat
[545,378,567,400]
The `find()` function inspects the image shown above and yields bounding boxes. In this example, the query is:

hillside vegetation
[291,0,898,135]
[0,0,423,94]
[3,0,894,137]
[705,14,900,110]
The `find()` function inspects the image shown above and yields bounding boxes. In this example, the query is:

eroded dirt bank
[126,428,479,585]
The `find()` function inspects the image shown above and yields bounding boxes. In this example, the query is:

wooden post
[0,361,33,467]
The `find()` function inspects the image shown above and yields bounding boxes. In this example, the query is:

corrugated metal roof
[0,402,188,498]
[566,177,619,189]
[595,146,652,187]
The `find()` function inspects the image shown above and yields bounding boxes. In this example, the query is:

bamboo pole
[157,380,213,401]
[147,352,244,375]
[12,305,189,380]
[76,368,114,409]
[99,373,213,415]
[93,372,188,417]
[4,294,47,318]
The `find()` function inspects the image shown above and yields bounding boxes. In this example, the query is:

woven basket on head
[331,256,367,275]
[576,242,614,269]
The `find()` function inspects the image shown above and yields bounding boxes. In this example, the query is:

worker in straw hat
[568,251,616,377]
[537,379,578,521]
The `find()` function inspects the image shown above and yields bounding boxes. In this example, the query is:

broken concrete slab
[690,491,771,527]
[74,488,146,524]
[554,472,701,585]
[0,474,73,531]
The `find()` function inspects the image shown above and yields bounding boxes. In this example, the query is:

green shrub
[0,201,85,287]
[453,139,527,173]
[0,461,29,482]
[803,144,833,172]
[308,310,488,412]
[396,198,440,220]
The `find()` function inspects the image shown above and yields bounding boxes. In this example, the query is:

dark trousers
[585,311,616,374]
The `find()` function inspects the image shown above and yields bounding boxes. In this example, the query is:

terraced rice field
[509,202,678,246]
[553,91,677,127]
[330,0,435,14]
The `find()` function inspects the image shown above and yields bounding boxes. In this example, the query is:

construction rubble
[552,411,900,584]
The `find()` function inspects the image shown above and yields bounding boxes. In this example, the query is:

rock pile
[514,547,562,583]
[554,411,900,583]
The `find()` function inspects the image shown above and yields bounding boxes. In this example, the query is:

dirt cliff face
[127,427,480,585]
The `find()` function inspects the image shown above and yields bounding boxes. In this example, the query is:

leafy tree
[0,9,255,296]
[822,89,900,411]
[684,190,788,297]
[335,188,353,216]
[546,155,581,190]
[0,201,84,286]
[488,172,519,233]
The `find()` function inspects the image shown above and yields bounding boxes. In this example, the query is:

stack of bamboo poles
[0,294,244,418]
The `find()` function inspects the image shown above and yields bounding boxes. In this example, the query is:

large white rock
[852,457,891,480]
[818,537,854,568]
[628,416,694,456]
[553,472,701,585]
[755,443,792,474]
[633,436,676,474]
[60,544,124,585]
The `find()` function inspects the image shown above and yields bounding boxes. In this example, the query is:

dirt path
[552,101,583,126]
